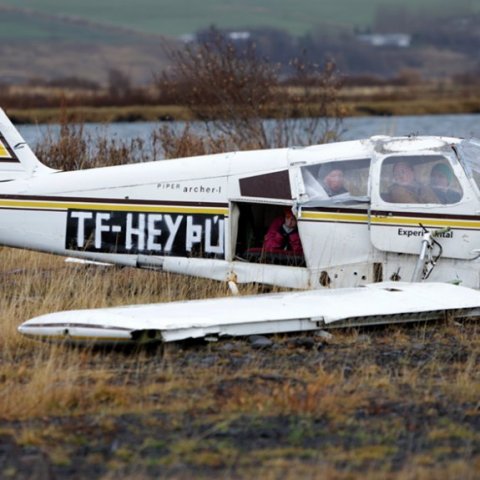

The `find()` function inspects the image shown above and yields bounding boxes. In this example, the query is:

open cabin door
[370,150,479,261]
[229,166,307,270]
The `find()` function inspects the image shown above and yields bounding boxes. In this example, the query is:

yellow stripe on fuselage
[302,211,368,223]
[0,198,229,215]
[301,209,480,230]
[370,215,480,230]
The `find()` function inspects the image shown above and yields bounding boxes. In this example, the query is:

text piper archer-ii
[0,108,480,344]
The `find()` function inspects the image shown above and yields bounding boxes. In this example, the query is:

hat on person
[283,207,295,218]
[431,163,453,182]
[318,163,344,180]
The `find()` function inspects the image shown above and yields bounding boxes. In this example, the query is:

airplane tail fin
[0,108,55,181]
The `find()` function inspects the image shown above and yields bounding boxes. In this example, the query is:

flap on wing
[18,282,480,343]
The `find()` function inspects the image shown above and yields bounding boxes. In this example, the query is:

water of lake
[18,114,480,159]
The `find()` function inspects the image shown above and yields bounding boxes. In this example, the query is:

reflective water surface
[18,114,480,159]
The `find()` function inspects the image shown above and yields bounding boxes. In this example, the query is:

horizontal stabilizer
[18,282,480,344]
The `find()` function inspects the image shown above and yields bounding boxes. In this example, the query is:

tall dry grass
[34,117,166,170]
[0,246,246,420]
[0,233,478,423]
[0,245,478,480]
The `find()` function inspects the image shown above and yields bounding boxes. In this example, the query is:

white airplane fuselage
[2,127,480,291]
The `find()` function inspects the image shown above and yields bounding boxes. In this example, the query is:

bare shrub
[35,121,90,170]
[34,110,164,170]
[156,28,344,155]
[156,124,233,159]
[276,56,345,145]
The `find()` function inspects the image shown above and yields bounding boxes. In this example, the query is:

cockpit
[379,155,463,205]
[300,158,371,207]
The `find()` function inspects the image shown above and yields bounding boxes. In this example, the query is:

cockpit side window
[380,155,463,205]
[457,140,480,193]
[301,158,370,205]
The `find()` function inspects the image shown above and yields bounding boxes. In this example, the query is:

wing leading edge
[18,282,480,344]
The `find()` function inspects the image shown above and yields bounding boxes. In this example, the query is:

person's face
[431,171,449,189]
[393,162,415,185]
[284,212,297,229]
[324,169,344,193]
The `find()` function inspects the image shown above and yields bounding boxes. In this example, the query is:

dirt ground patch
[1,321,478,479]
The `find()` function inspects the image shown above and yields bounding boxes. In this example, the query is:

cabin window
[300,158,370,206]
[234,203,305,267]
[380,155,463,204]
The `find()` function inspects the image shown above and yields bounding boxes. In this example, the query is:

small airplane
[1,108,480,345]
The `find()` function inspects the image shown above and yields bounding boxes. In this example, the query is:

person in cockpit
[318,164,348,197]
[388,160,438,203]
[429,163,461,204]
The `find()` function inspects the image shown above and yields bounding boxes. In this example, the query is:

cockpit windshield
[380,155,463,205]
[457,139,480,193]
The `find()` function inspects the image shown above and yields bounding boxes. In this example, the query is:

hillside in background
[0,0,475,37]
[0,0,479,87]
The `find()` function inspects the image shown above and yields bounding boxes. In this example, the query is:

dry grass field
[0,246,478,479]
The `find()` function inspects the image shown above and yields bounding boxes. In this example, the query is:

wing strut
[411,225,450,282]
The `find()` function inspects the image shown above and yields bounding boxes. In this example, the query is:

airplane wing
[18,282,480,345]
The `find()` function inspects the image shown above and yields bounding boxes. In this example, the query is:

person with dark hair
[430,163,461,204]
[263,208,303,254]
[318,164,348,196]
[388,160,438,203]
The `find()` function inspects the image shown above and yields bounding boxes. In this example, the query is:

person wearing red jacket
[263,208,303,255]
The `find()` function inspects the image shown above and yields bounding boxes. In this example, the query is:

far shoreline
[6,96,480,125]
